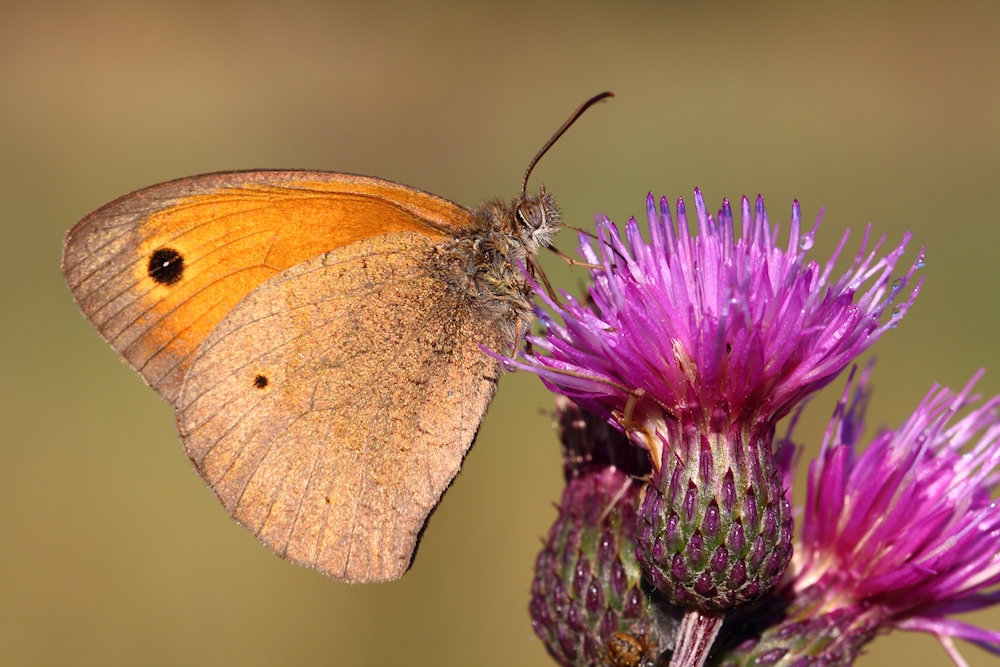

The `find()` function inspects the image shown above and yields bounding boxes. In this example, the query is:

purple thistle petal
[896,617,1000,657]
[519,192,921,452]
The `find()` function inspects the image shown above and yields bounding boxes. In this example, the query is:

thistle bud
[530,398,680,667]
[635,423,793,611]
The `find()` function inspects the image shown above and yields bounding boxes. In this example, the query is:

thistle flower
[719,369,1000,667]
[530,397,680,667]
[514,190,923,614]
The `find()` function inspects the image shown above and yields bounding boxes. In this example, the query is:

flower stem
[669,609,725,667]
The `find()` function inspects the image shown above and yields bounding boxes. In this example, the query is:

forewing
[62,170,475,404]
[175,231,504,582]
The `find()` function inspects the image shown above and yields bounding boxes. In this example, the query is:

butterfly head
[513,186,561,253]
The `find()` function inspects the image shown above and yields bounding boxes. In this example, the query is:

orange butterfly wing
[174,232,505,581]
[62,171,475,405]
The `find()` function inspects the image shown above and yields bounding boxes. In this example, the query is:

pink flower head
[788,368,1000,664]
[515,190,923,466]
[508,190,924,615]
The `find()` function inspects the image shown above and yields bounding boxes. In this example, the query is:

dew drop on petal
[799,233,814,251]
[891,277,904,291]
[888,304,904,327]
[916,256,926,269]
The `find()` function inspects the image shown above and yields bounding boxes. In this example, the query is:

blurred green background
[2,1,999,665]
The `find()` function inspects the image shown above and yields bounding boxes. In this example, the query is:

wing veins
[277,411,334,557]
[318,297,458,574]
[88,227,275,340]
[96,226,278,332]
[177,277,424,417]
[178,252,432,376]
[186,280,430,463]
[229,405,328,517]
[68,201,279,292]
[213,407,316,503]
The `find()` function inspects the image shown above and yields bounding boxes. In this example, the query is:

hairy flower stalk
[512,190,923,665]
[719,369,1000,667]
[531,397,681,667]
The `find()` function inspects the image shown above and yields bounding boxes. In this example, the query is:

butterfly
[61,92,612,583]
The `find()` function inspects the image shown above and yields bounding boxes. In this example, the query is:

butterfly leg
[547,244,602,270]
[526,254,564,308]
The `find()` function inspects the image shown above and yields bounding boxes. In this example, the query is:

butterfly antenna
[521,91,614,196]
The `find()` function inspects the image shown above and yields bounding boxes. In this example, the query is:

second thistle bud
[635,420,793,611]
[530,398,680,667]
[531,467,677,667]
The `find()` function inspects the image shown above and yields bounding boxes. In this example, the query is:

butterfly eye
[516,201,545,230]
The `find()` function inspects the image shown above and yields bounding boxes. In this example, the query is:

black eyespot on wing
[148,248,185,285]
[253,374,269,389]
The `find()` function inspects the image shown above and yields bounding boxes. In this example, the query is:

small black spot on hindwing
[148,248,184,285]
[253,375,269,389]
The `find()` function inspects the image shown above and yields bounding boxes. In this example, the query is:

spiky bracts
[635,423,794,611]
